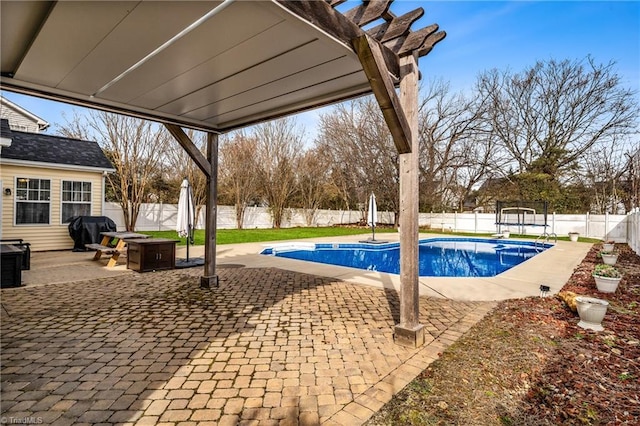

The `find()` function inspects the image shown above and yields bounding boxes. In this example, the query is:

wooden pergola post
[200,132,219,288]
[165,124,219,288]
[353,21,445,347]
[394,52,424,347]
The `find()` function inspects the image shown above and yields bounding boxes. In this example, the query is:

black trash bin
[68,216,117,251]
[0,239,31,270]
[1,244,24,288]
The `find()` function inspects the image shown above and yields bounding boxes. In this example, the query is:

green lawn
[140,226,599,246]
[141,226,397,246]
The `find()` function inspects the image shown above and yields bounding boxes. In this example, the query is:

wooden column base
[394,323,426,348]
[200,275,219,289]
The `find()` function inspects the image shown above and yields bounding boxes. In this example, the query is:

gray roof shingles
[1,127,113,170]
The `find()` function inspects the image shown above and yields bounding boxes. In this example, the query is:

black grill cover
[68,216,117,251]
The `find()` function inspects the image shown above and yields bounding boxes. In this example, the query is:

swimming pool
[260,238,551,277]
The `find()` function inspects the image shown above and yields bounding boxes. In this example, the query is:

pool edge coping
[216,233,593,302]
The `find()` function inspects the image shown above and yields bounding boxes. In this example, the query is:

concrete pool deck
[20,233,592,302]
[190,233,593,302]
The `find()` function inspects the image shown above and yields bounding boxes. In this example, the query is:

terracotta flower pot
[575,296,609,331]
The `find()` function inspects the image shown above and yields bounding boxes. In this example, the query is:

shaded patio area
[1,264,493,425]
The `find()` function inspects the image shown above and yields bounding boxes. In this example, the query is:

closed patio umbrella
[176,178,203,268]
[367,193,377,241]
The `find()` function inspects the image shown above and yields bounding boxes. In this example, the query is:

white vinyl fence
[104,202,637,244]
[418,211,630,242]
[628,208,640,255]
[103,203,392,231]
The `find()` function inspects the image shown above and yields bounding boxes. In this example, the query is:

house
[1,95,49,133]
[473,177,516,213]
[1,100,114,251]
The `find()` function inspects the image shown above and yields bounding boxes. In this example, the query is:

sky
[2,1,639,140]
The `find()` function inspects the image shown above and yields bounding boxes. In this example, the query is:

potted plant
[592,264,622,293]
[568,231,579,242]
[575,296,609,331]
[602,240,615,251]
[599,250,618,266]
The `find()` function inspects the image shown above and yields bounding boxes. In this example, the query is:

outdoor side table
[125,238,179,272]
[1,244,24,288]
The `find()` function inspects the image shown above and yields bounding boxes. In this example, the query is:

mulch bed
[367,243,639,425]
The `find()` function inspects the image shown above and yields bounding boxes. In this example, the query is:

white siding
[1,164,105,251]
[0,102,44,133]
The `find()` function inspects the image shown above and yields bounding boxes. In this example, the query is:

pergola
[1,0,445,347]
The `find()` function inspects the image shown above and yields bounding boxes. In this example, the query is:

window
[61,181,92,223]
[15,178,50,224]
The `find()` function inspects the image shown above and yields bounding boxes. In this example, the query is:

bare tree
[58,111,168,231]
[253,118,304,228]
[417,80,497,211]
[316,97,400,223]
[295,148,331,226]
[578,135,636,213]
[624,145,640,212]
[476,57,638,178]
[315,108,361,211]
[218,132,260,229]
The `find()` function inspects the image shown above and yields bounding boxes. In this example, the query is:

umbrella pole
[372,224,376,241]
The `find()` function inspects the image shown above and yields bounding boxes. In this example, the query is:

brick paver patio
[1,266,494,425]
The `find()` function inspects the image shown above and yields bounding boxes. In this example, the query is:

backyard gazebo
[1,0,445,346]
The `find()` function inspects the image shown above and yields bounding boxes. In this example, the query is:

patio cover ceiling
[0,0,441,134]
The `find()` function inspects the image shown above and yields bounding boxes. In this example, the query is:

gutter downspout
[101,171,107,216]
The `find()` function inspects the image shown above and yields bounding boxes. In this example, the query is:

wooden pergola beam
[343,0,392,27]
[367,9,424,44]
[396,24,439,56]
[276,0,401,79]
[352,33,411,154]
[417,31,447,57]
[164,123,212,177]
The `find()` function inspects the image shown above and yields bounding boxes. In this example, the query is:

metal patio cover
[1,0,445,346]
[0,0,443,134]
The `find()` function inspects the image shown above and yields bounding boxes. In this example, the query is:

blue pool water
[260,238,551,277]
